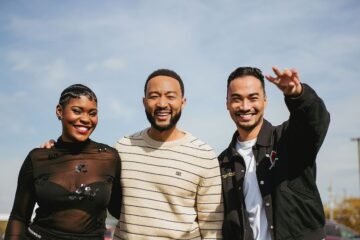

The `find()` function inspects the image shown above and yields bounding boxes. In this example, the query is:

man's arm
[267,66,330,166]
[286,83,330,160]
[107,150,122,219]
[196,154,224,239]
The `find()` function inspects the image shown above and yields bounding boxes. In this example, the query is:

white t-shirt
[236,138,271,240]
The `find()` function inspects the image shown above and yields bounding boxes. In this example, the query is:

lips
[235,112,255,121]
[154,110,171,121]
[74,125,91,134]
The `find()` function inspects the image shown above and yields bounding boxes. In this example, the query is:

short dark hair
[144,69,184,96]
[227,67,266,94]
[59,84,97,107]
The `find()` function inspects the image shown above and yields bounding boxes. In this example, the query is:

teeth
[155,112,170,116]
[236,113,251,117]
[235,113,253,120]
[75,126,90,133]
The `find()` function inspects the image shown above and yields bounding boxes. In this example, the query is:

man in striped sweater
[113,69,223,240]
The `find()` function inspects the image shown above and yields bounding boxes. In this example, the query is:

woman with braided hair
[5,84,121,240]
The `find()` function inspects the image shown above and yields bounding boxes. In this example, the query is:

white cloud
[84,62,99,72]
[6,50,77,91]
[85,57,127,72]
[43,59,68,83]
[104,98,135,120]
[103,57,126,71]
[8,51,34,71]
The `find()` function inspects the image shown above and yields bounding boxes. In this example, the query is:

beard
[234,111,264,132]
[145,109,182,132]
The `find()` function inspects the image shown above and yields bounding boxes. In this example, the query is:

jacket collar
[227,119,273,155]
[255,119,273,147]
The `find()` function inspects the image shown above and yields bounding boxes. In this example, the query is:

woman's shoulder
[89,140,119,156]
[90,140,114,150]
[28,147,57,158]
[20,147,62,166]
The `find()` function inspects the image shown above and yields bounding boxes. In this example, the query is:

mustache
[234,110,255,116]
[154,107,171,112]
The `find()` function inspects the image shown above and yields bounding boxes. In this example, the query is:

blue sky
[1,0,360,212]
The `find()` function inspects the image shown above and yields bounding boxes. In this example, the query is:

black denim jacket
[219,84,330,240]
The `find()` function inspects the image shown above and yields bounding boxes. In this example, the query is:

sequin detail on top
[68,184,99,201]
[75,163,87,173]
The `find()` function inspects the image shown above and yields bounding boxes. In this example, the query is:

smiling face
[56,95,98,142]
[227,75,267,140]
[143,75,185,133]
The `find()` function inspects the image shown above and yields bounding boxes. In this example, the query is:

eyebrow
[231,92,260,97]
[71,106,98,110]
[147,90,178,95]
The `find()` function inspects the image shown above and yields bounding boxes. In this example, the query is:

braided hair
[58,84,97,107]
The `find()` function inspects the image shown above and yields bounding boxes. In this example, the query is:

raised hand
[265,66,303,96]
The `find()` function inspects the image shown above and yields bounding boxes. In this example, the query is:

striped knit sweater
[113,128,223,239]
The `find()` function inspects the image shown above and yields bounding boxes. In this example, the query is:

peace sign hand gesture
[265,66,303,97]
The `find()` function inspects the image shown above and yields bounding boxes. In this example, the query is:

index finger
[272,66,282,77]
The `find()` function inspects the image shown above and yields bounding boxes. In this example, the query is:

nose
[239,99,250,110]
[79,113,91,124]
[156,96,168,108]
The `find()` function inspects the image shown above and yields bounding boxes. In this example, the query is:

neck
[237,120,263,142]
[147,126,184,142]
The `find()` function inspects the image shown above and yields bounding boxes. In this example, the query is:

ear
[264,94,268,108]
[142,97,146,107]
[181,97,187,110]
[56,104,63,120]
[226,88,230,110]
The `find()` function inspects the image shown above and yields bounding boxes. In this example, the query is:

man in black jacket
[219,66,330,240]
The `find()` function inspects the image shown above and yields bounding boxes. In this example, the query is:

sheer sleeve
[5,153,36,240]
[107,150,122,219]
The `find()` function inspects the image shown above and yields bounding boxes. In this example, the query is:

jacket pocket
[281,180,316,201]
[277,181,325,239]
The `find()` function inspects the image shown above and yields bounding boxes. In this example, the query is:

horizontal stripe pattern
[114,129,223,239]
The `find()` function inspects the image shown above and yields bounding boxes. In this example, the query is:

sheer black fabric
[5,138,121,240]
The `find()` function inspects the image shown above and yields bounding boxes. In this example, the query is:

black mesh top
[5,138,121,240]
